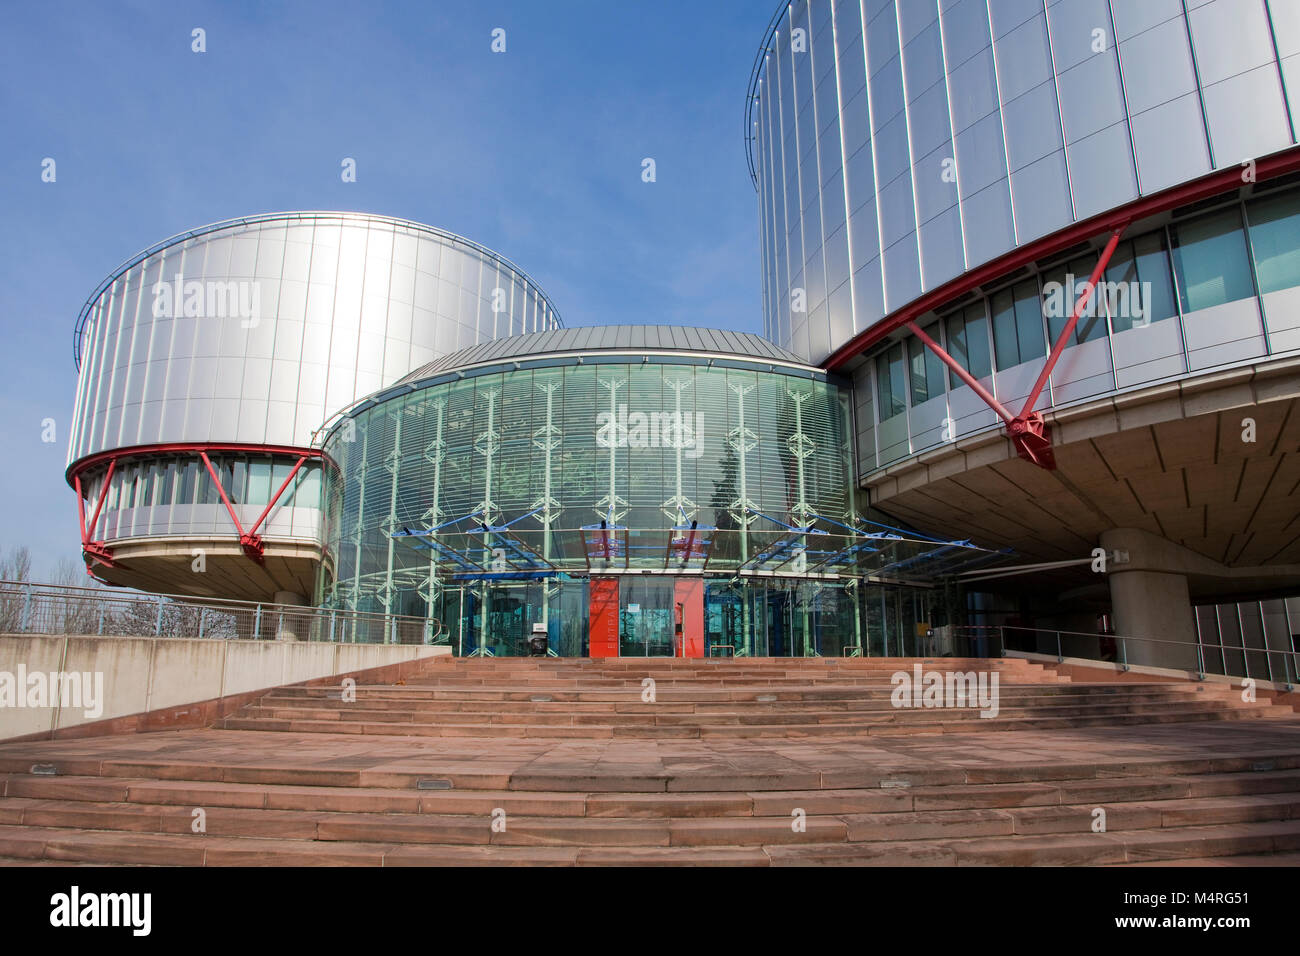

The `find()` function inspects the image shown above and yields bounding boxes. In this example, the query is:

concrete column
[1100,529,1199,669]
[273,591,308,642]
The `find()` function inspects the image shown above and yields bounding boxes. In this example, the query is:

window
[944,303,993,388]
[1170,206,1255,313]
[1105,231,1178,333]
[231,459,247,505]
[178,460,198,505]
[1246,188,1300,295]
[139,464,156,508]
[1041,254,1105,346]
[158,461,177,506]
[875,343,906,419]
[991,279,1045,370]
[907,323,945,406]
[247,458,273,504]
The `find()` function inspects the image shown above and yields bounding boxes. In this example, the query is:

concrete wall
[0,634,448,740]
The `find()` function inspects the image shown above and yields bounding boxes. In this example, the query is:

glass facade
[748,0,1299,365]
[76,453,322,541]
[317,339,976,656]
[858,184,1300,475]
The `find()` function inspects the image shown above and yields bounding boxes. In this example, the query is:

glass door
[619,577,675,657]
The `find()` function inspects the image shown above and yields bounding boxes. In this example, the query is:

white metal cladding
[747,0,1300,364]
[68,212,562,466]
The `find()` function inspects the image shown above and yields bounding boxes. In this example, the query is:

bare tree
[49,557,105,634]
[0,545,32,583]
[0,545,34,632]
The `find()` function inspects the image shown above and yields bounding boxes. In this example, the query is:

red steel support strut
[70,443,325,578]
[200,451,309,564]
[76,459,117,571]
[907,222,1129,470]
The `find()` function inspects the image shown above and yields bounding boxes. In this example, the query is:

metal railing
[955,625,1299,688]
[0,580,443,645]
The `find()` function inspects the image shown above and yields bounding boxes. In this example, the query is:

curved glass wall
[318,353,967,656]
[77,452,322,542]
[857,182,1300,476]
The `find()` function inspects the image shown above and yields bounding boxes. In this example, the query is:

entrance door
[673,578,704,658]
[619,578,675,657]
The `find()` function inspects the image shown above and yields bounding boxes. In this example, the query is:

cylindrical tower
[747,0,1300,365]
[67,212,561,601]
[744,1,1300,658]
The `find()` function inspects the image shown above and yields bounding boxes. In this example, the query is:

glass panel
[158,461,177,506]
[1012,279,1045,363]
[968,304,992,379]
[1105,231,1179,333]
[1246,189,1300,294]
[1170,206,1256,312]
[619,578,675,657]
[907,323,945,406]
[991,287,1018,370]
[876,343,906,418]
[179,460,198,505]
[993,281,1042,369]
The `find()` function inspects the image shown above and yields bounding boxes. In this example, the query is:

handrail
[956,624,1299,689]
[743,1,795,189]
[0,579,440,646]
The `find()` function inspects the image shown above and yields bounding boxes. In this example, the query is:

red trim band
[824,146,1300,373]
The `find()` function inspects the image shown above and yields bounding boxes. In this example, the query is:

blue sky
[0,0,771,578]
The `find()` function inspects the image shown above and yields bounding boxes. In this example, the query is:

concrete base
[0,633,448,740]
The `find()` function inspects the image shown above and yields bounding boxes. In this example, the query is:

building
[745,0,1300,666]
[67,212,561,604]
[314,325,994,656]
[63,1,1300,667]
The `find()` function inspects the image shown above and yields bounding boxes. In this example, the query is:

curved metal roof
[394,325,811,384]
[72,211,563,369]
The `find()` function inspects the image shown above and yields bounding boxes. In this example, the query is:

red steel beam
[246,455,308,538]
[1018,222,1128,420]
[71,443,327,572]
[199,451,247,537]
[903,321,1014,424]
[74,473,87,545]
[824,146,1300,374]
[76,457,118,571]
[84,457,116,545]
[902,222,1127,469]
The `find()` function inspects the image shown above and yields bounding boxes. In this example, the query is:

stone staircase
[0,655,1297,865]
[217,656,1291,739]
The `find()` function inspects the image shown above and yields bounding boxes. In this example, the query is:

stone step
[235,699,1252,725]
[0,787,1295,846]
[259,684,1224,706]
[7,768,1297,819]
[218,705,1286,739]
[762,820,1300,866]
[1,655,1292,865]
[1,815,1295,865]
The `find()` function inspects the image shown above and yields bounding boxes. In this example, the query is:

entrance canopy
[389,507,1010,585]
